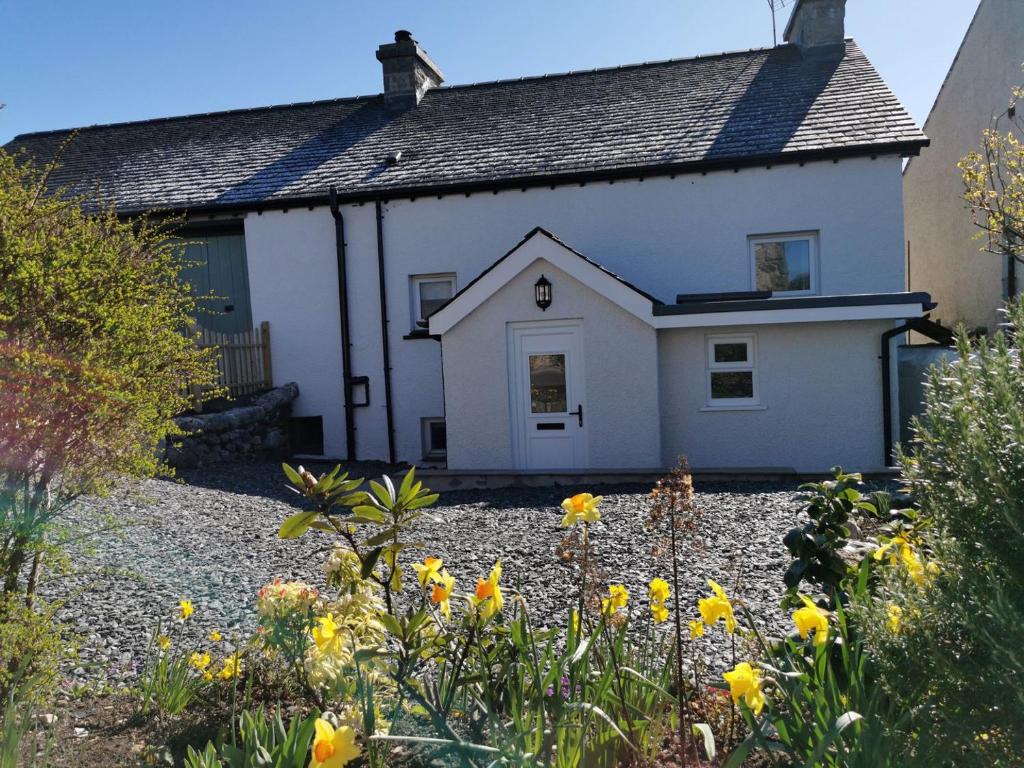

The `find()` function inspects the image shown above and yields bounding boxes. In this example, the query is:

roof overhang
[652,292,935,329]
[428,228,662,335]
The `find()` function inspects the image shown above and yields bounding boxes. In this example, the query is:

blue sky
[1,0,978,145]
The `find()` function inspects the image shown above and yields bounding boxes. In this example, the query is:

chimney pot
[783,0,847,60]
[376,31,445,110]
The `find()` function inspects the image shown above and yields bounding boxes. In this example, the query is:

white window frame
[421,417,447,461]
[704,333,762,410]
[409,273,456,331]
[749,232,819,297]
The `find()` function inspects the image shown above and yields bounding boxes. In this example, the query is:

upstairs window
[410,274,456,330]
[706,334,759,408]
[750,233,818,295]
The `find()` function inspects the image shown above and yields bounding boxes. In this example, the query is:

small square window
[750,233,818,295]
[421,417,447,461]
[706,334,759,408]
[410,274,456,330]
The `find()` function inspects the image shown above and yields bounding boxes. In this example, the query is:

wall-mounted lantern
[534,274,552,311]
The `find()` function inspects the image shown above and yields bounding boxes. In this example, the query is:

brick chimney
[783,0,847,60]
[375,30,445,110]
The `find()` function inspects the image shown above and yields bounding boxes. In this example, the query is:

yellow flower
[887,603,903,634]
[189,651,211,671]
[571,610,582,634]
[689,620,705,639]
[792,595,830,646]
[430,569,456,619]
[413,556,444,587]
[156,634,171,651]
[313,615,340,651]
[217,655,241,681]
[209,630,223,642]
[648,577,670,605]
[473,561,504,620]
[601,584,629,615]
[202,671,213,682]
[311,717,361,768]
[723,661,766,715]
[651,602,669,624]
[560,493,603,527]
[178,600,194,621]
[698,580,736,634]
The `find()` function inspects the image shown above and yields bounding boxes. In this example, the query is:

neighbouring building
[6,0,933,473]
[905,0,1024,334]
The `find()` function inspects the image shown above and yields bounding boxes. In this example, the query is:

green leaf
[406,493,440,511]
[364,528,400,547]
[361,547,384,579]
[692,723,716,760]
[803,711,864,768]
[380,613,403,638]
[398,466,416,499]
[278,511,318,539]
[282,463,303,487]
[350,506,387,523]
[369,480,393,507]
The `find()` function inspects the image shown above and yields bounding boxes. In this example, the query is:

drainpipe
[375,198,397,464]
[881,322,912,467]
[329,187,357,460]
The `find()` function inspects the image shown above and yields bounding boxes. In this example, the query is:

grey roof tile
[4,41,926,213]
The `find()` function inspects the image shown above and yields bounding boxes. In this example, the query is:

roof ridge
[12,39,865,142]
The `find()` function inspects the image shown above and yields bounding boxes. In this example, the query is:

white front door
[509,321,587,470]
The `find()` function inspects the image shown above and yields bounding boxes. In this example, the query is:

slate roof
[4,40,926,214]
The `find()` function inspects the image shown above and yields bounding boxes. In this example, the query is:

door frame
[507,319,588,470]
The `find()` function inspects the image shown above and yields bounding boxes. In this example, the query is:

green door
[177,233,253,334]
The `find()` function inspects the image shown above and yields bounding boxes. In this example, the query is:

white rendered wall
[658,319,891,473]
[440,258,661,470]
[242,155,906,464]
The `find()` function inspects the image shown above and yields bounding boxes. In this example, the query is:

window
[529,353,567,413]
[410,274,456,330]
[750,233,818,295]
[421,418,447,460]
[706,334,759,408]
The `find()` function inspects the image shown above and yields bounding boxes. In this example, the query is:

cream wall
[905,0,1024,333]
[440,258,661,470]
[659,320,891,473]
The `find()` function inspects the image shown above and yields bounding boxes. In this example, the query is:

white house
[905,0,1024,334]
[7,0,932,474]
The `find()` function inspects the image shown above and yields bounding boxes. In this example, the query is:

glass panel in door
[529,354,567,413]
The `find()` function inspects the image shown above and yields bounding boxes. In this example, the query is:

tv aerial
[767,0,796,46]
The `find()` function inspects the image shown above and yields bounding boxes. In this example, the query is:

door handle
[568,404,583,427]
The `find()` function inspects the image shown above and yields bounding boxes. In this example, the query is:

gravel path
[46,461,804,689]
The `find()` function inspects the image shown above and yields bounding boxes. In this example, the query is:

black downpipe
[329,187,357,460]
[375,199,397,464]
[881,321,913,467]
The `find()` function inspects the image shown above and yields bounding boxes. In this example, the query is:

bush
[858,300,1024,765]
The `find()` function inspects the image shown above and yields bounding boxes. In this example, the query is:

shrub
[858,301,1024,765]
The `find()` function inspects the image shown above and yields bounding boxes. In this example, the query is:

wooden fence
[188,321,273,409]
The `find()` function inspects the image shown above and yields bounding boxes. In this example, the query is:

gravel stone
[44,461,805,687]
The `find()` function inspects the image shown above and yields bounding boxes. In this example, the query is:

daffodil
[178,599,194,621]
[723,661,766,715]
[651,602,669,624]
[311,718,361,768]
[413,556,444,587]
[571,610,582,634]
[601,584,629,615]
[473,561,504,620]
[430,569,456,619]
[792,595,830,646]
[189,651,211,671]
[560,493,603,527]
[698,580,736,634]
[209,630,223,642]
[648,578,670,605]
[217,655,241,681]
[156,634,171,651]
[689,620,705,639]
[313,615,340,651]
[887,603,903,634]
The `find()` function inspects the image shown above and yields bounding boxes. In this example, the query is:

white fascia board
[429,232,657,335]
[651,302,927,329]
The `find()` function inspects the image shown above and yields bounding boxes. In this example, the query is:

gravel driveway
[48,461,804,688]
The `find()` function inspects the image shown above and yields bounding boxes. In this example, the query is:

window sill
[700,404,767,412]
